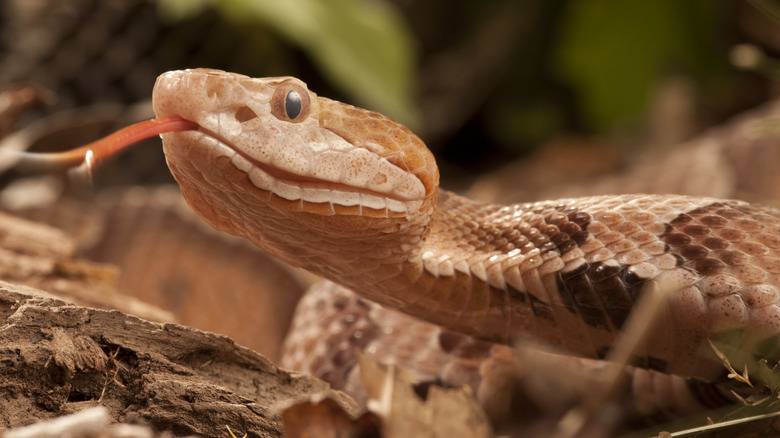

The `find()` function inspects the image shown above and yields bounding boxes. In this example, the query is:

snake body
[152,69,780,402]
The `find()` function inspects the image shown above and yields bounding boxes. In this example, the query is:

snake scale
[137,69,780,420]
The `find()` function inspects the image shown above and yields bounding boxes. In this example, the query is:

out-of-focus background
[1,0,777,191]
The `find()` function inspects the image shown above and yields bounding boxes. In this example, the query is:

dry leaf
[357,351,493,438]
[282,397,381,438]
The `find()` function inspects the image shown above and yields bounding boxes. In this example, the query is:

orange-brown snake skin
[151,69,780,419]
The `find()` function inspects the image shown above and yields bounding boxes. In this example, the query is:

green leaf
[554,0,725,130]
[159,0,418,128]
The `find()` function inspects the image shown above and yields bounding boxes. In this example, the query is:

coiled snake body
[152,69,780,415]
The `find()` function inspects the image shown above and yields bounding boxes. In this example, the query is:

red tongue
[17,116,198,169]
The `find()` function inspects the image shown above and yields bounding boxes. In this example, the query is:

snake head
[152,69,438,266]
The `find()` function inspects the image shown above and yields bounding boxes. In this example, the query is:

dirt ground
[0,211,358,437]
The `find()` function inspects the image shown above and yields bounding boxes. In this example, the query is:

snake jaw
[153,69,432,218]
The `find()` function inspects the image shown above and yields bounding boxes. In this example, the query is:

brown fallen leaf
[358,351,493,438]
[0,83,52,138]
[282,397,381,438]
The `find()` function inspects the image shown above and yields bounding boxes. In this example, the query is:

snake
[25,68,780,427]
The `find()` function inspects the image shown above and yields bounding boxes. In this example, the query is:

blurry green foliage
[159,0,418,127]
[487,99,564,154]
[554,0,728,130]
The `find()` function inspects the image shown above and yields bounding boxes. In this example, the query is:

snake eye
[285,91,302,119]
[271,82,311,123]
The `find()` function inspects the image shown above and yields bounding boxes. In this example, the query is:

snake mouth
[180,128,421,217]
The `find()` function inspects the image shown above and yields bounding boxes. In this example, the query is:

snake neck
[178,170,520,342]
[292,189,551,343]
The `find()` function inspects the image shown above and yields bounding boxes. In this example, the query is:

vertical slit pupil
[285,91,302,119]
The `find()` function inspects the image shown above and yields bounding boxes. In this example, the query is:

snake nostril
[235,106,258,123]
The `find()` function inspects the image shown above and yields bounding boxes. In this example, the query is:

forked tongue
[15,116,198,172]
